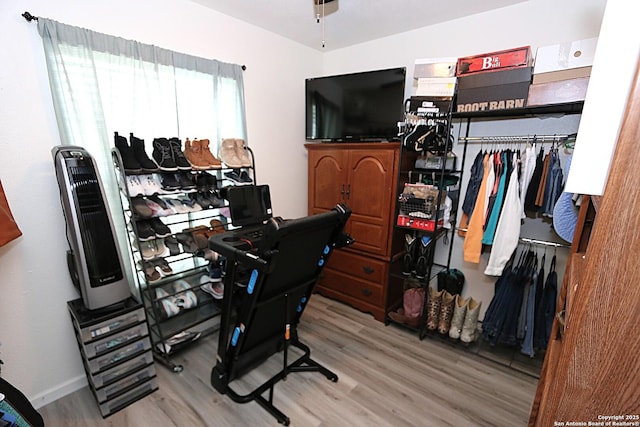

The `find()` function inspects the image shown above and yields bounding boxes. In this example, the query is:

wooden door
[532,60,640,424]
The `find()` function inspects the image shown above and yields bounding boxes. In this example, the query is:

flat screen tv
[305,67,406,141]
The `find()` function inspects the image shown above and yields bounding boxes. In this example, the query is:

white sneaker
[173,280,198,309]
[200,275,224,299]
[155,287,180,318]
[140,174,164,196]
[126,175,144,197]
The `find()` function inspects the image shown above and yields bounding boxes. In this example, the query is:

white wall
[0,0,610,408]
[321,0,607,319]
[0,0,321,406]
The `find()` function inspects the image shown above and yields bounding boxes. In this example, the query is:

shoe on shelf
[165,198,190,214]
[238,170,253,184]
[437,290,455,335]
[173,279,198,309]
[184,138,210,170]
[114,132,142,173]
[149,217,172,238]
[135,239,157,260]
[164,235,181,256]
[137,174,162,196]
[175,172,196,192]
[152,257,173,277]
[223,170,243,184]
[168,137,192,170]
[134,219,156,241]
[234,139,253,168]
[140,260,161,283]
[177,197,202,212]
[200,274,224,299]
[154,238,170,258]
[207,264,223,282]
[130,197,154,218]
[152,138,178,171]
[125,175,145,197]
[155,287,181,319]
[159,173,181,192]
[157,330,201,354]
[130,133,159,172]
[204,191,225,208]
[175,232,199,253]
[190,192,212,210]
[219,138,243,168]
[199,139,223,169]
[144,197,171,217]
[209,219,226,234]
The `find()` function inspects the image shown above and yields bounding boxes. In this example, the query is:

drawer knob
[362,266,375,275]
[361,288,372,296]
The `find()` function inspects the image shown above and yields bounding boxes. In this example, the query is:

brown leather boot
[185,139,210,170]
[426,287,443,331]
[200,139,222,169]
[437,290,455,335]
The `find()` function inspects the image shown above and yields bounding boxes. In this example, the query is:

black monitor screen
[305,67,406,141]
[227,185,273,227]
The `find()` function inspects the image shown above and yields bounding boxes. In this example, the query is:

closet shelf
[452,101,583,119]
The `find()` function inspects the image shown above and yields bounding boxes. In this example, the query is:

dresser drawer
[326,249,388,284]
[318,268,384,306]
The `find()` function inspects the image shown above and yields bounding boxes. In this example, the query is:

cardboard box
[533,38,597,74]
[456,67,532,113]
[456,46,531,76]
[527,77,590,106]
[533,66,591,85]
[416,77,456,97]
[406,96,453,114]
[414,57,457,78]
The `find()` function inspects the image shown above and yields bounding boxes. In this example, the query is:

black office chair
[209,204,352,425]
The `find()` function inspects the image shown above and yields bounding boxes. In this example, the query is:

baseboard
[29,375,88,410]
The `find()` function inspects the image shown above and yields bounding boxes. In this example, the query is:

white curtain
[37,18,247,287]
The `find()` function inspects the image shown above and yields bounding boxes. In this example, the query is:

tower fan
[52,145,131,311]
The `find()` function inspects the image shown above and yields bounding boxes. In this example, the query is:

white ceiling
[190,0,528,51]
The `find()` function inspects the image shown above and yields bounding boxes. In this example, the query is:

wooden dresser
[306,142,402,321]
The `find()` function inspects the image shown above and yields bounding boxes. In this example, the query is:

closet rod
[519,237,570,249]
[21,11,247,70]
[459,134,570,143]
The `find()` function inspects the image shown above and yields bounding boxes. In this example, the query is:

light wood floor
[39,295,538,426]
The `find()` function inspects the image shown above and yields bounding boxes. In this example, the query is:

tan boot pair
[184,138,222,170]
[426,287,455,334]
[219,138,252,169]
[448,295,482,343]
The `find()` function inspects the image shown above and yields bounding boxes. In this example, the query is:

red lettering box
[397,215,443,232]
[456,46,531,76]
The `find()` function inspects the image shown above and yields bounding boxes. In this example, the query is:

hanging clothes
[484,152,523,276]
[535,151,551,207]
[482,152,500,230]
[519,143,537,219]
[533,253,546,348]
[481,152,496,228]
[463,153,491,263]
[520,257,540,358]
[482,151,509,245]
[524,146,545,212]
[541,149,564,217]
[540,256,558,349]
[458,151,485,237]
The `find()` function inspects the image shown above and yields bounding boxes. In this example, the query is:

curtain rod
[21,11,247,71]
[459,134,572,143]
[520,237,570,249]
